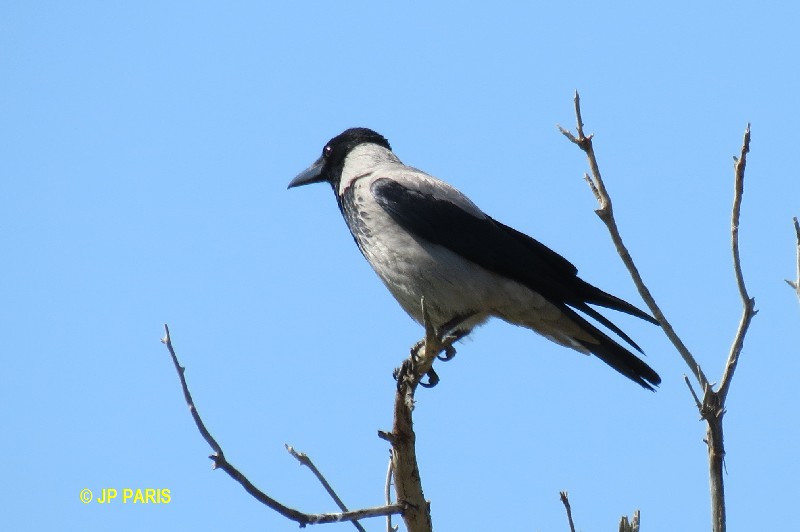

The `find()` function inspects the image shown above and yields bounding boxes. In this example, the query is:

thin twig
[559,491,577,532]
[684,375,703,413]
[301,504,408,526]
[619,510,640,532]
[718,124,755,404]
[161,324,405,528]
[785,217,800,299]
[558,90,710,391]
[161,324,224,456]
[385,458,398,532]
[286,445,367,532]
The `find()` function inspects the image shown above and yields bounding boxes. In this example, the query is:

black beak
[288,157,325,189]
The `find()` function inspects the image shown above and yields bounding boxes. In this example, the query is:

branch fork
[161,325,404,529]
[559,92,755,532]
[162,302,445,532]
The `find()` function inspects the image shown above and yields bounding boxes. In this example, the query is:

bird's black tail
[580,281,658,325]
[561,303,661,390]
[560,281,661,390]
[576,329,661,391]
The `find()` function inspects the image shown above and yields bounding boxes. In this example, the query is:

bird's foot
[419,367,440,388]
[437,329,468,361]
[404,302,471,389]
[393,359,414,392]
[411,334,456,362]
[402,340,443,388]
[437,343,457,362]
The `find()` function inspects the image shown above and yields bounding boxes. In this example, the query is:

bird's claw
[405,331,460,388]
[399,344,443,388]
[437,344,457,362]
[419,367,440,388]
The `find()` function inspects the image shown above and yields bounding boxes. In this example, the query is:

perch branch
[558,90,709,390]
[380,298,459,532]
[161,324,404,528]
[786,217,800,300]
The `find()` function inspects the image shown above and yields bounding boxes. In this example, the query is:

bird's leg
[411,333,456,363]
[402,297,447,388]
[405,301,473,388]
[417,331,461,386]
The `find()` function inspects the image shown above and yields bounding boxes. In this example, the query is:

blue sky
[2,2,798,531]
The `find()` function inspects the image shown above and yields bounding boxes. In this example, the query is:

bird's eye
[323,145,332,158]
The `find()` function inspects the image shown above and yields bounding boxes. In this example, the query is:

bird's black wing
[372,178,576,291]
[371,177,653,322]
[372,177,661,389]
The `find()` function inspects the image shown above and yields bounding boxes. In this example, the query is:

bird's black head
[288,128,391,189]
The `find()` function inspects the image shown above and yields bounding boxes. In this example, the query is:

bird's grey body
[290,128,660,389]
[337,145,575,345]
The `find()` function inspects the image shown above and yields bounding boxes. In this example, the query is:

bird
[288,127,661,390]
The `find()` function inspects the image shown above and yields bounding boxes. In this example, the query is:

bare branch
[301,504,408,526]
[559,491,577,532]
[385,458,398,532]
[558,91,710,391]
[702,124,756,532]
[384,297,462,532]
[684,375,703,413]
[718,124,755,404]
[286,445,367,532]
[560,99,757,532]
[786,217,800,299]
[386,301,437,532]
[389,369,430,532]
[161,325,405,528]
[161,324,223,456]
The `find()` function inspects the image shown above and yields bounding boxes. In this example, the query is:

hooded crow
[289,127,660,389]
